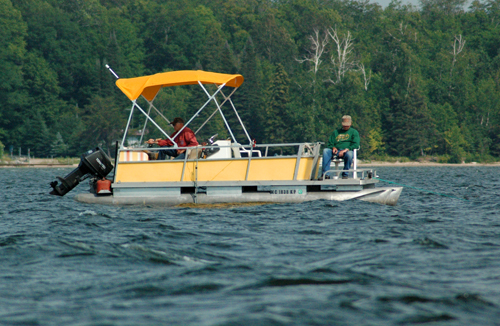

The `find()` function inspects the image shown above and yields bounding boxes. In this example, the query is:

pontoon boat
[50,69,402,206]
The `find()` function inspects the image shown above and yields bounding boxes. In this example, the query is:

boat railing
[120,142,322,159]
[322,166,374,180]
[118,142,323,181]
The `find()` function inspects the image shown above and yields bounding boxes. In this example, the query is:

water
[1,166,499,325]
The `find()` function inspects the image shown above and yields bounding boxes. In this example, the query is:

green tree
[443,125,468,162]
[419,0,468,14]
[79,95,126,155]
[234,36,264,144]
[264,64,291,146]
[367,128,385,155]
[252,6,296,66]
[0,140,4,160]
[20,111,52,158]
[22,52,65,128]
[385,79,438,157]
[0,0,27,146]
[55,107,86,156]
[14,0,93,104]
[50,132,69,157]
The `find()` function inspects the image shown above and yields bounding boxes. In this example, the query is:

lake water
[1,166,499,325]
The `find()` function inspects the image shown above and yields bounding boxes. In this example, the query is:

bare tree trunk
[450,35,465,79]
[296,29,329,78]
[327,28,355,84]
[357,63,372,91]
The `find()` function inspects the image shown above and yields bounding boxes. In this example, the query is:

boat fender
[96,178,112,195]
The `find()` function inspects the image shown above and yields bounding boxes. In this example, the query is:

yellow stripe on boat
[185,160,248,181]
[114,157,315,183]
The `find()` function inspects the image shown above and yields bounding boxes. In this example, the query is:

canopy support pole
[195,87,237,135]
[121,102,136,149]
[139,102,153,145]
[139,99,173,145]
[172,82,226,143]
[146,99,171,125]
[195,107,220,135]
[131,101,176,147]
[220,89,252,146]
[198,82,237,144]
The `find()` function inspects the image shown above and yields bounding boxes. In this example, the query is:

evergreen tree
[264,64,291,148]
[56,108,86,157]
[0,0,27,147]
[79,95,126,156]
[21,111,52,158]
[22,52,64,128]
[50,132,69,157]
[234,36,264,144]
[385,80,438,157]
[419,0,468,14]
[0,140,4,160]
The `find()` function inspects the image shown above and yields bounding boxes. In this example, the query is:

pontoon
[50,69,402,206]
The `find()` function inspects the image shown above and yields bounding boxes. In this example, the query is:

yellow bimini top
[116,70,244,101]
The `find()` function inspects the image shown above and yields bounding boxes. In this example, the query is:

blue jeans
[322,148,354,178]
[158,148,186,160]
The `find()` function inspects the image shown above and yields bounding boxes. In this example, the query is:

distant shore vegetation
[1,0,499,163]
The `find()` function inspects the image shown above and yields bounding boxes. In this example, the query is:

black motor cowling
[50,147,114,196]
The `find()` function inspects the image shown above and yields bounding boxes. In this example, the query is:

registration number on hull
[257,186,307,195]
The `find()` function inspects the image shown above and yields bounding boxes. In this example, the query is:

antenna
[105,64,120,79]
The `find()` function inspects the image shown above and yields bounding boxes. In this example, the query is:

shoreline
[0,158,79,168]
[359,161,500,167]
[0,163,78,168]
[1,161,499,168]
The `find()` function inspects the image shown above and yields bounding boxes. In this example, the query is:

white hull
[75,186,402,207]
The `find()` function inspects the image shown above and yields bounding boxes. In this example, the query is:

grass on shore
[0,156,80,165]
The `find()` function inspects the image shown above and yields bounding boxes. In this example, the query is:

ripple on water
[0,167,499,325]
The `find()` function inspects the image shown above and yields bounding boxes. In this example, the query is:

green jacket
[326,127,360,150]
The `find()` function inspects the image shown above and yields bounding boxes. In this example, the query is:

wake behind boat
[50,69,402,206]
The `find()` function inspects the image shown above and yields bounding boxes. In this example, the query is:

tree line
[1,0,499,162]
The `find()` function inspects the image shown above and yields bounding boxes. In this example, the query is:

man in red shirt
[146,117,199,160]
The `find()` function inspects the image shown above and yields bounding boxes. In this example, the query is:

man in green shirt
[321,115,360,179]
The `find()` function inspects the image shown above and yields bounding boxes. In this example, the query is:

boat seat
[330,148,359,178]
[187,147,203,159]
[232,144,241,158]
[119,150,149,162]
[240,148,262,158]
[230,143,261,158]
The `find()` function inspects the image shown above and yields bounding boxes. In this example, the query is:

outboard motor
[50,147,114,196]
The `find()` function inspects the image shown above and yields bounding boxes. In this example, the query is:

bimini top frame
[106,66,250,149]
